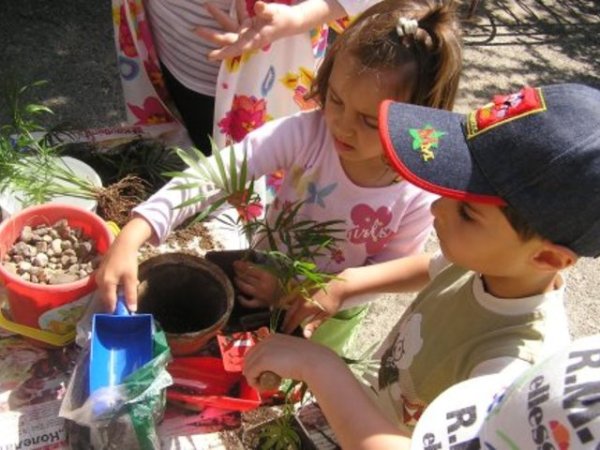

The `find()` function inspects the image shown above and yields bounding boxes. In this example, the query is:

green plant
[257,405,302,450]
[0,81,148,225]
[58,137,185,191]
[0,81,99,206]
[169,144,361,449]
[167,143,345,323]
[344,342,381,385]
[259,348,378,450]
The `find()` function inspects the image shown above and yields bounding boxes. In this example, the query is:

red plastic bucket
[0,203,113,344]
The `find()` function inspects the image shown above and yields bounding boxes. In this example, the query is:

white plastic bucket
[0,156,102,221]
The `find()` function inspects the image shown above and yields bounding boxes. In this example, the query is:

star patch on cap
[409,124,446,162]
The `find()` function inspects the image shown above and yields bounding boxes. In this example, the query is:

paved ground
[1,0,599,347]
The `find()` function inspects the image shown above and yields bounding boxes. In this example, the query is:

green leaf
[25,104,53,115]
[228,142,238,193]
[168,181,205,191]
[240,147,249,189]
[212,146,230,191]
[162,170,206,181]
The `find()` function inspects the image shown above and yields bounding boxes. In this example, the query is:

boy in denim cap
[243,83,600,446]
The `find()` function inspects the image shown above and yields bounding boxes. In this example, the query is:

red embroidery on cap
[466,87,547,138]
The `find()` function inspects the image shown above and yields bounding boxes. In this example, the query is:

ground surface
[1,0,599,352]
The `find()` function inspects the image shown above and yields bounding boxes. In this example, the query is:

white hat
[412,334,600,449]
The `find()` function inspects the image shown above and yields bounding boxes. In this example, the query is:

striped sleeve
[146,0,232,96]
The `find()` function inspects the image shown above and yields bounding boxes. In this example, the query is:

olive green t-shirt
[375,262,569,433]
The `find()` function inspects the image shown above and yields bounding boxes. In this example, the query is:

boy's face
[431,198,542,276]
[324,53,411,170]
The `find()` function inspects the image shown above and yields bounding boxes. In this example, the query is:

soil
[138,221,223,262]
[239,407,286,449]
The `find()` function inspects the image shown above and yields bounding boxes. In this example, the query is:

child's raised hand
[243,333,338,390]
[233,260,281,308]
[196,0,298,61]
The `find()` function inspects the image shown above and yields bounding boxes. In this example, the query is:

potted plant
[166,143,346,332]
[242,405,307,450]
[0,81,148,227]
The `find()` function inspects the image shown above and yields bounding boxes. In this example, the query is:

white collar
[471,274,565,316]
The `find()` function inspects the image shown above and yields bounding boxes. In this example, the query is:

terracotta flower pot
[137,253,234,356]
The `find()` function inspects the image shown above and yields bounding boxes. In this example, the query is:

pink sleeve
[133,111,325,243]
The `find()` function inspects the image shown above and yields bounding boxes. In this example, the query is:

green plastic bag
[310,305,369,356]
[59,328,172,449]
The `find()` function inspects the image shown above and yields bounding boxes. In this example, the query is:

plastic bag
[59,327,172,449]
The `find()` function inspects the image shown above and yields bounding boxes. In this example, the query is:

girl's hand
[282,278,346,337]
[195,0,300,60]
[95,241,139,313]
[243,333,338,390]
[233,260,281,308]
[95,216,153,313]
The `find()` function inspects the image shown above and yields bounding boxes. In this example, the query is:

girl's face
[324,53,410,175]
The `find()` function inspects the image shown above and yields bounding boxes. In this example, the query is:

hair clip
[396,17,419,37]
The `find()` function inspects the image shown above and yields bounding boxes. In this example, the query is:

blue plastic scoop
[89,294,153,400]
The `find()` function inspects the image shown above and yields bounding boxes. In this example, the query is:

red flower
[228,190,264,222]
[117,5,137,58]
[330,248,345,264]
[144,58,169,100]
[217,95,269,143]
[293,85,318,111]
[127,97,171,124]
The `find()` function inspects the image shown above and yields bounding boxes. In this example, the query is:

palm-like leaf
[0,81,100,206]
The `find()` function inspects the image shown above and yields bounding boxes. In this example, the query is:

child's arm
[283,253,432,335]
[196,0,347,60]
[97,113,320,312]
[244,334,412,449]
[95,216,156,312]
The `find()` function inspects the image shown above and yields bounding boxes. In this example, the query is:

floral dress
[112,0,352,151]
[112,0,188,145]
[212,1,352,205]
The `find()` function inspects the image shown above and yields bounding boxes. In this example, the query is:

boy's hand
[281,282,344,337]
[233,260,281,308]
[243,333,338,390]
[195,0,300,60]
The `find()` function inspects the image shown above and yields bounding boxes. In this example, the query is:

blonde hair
[308,0,462,111]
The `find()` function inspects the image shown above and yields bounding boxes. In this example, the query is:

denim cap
[410,334,600,449]
[379,84,600,257]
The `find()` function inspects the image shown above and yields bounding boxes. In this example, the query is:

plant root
[95,174,149,227]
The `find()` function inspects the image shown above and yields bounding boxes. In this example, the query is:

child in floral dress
[98,0,463,356]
